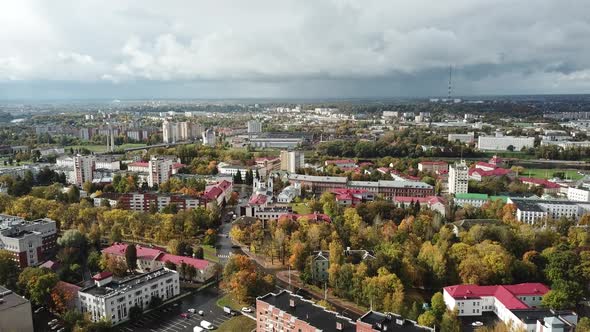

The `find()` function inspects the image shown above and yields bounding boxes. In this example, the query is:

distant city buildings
[202,128,216,146]
[478,134,534,151]
[163,120,202,143]
[73,155,95,186]
[247,120,262,134]
[148,157,173,188]
[280,150,305,173]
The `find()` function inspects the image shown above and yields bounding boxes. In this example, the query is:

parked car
[223,306,236,316]
[180,313,190,319]
[34,307,44,314]
[241,307,252,313]
[200,320,214,330]
[188,308,196,314]
[198,310,204,316]
[48,319,58,326]
[471,321,484,327]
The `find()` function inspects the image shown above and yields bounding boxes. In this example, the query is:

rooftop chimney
[289,299,296,308]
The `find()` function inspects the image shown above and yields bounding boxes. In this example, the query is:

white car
[200,320,214,330]
[241,307,252,313]
[198,310,204,316]
[48,319,58,326]
[471,321,484,327]
[188,308,196,314]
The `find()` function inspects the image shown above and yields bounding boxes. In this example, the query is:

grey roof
[0,286,29,313]
[257,290,356,332]
[358,311,434,332]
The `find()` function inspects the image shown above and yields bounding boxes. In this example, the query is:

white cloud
[1,0,590,96]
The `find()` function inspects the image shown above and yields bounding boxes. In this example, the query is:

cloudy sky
[1,0,590,99]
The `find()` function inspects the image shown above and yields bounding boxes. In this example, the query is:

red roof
[394,196,430,204]
[519,177,561,189]
[172,163,185,169]
[489,156,503,164]
[92,271,113,280]
[326,159,357,165]
[102,243,210,270]
[248,194,267,205]
[475,161,497,169]
[469,168,512,177]
[444,283,549,310]
[128,161,149,167]
[159,254,210,270]
[280,213,332,223]
[203,186,223,200]
[56,281,81,294]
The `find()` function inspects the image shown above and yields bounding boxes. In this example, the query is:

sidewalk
[275,270,367,318]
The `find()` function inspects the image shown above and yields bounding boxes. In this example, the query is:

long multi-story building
[280,150,305,173]
[478,135,535,151]
[0,215,57,267]
[79,268,180,325]
[418,161,448,173]
[508,198,589,224]
[256,290,433,332]
[287,174,434,198]
[102,243,217,282]
[74,155,95,186]
[250,132,310,149]
[448,160,468,194]
[443,283,577,332]
[94,192,203,211]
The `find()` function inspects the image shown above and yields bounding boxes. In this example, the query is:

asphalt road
[115,286,237,332]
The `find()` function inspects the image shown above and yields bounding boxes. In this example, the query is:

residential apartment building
[102,243,217,282]
[94,192,203,211]
[443,283,577,332]
[280,150,305,173]
[0,286,34,332]
[0,215,57,267]
[508,198,588,224]
[478,135,535,151]
[249,132,309,149]
[202,128,216,146]
[568,187,590,202]
[79,268,180,325]
[418,161,448,173]
[311,251,329,282]
[74,155,95,186]
[448,132,475,144]
[256,290,433,332]
[148,157,173,188]
[449,161,469,194]
[247,120,262,134]
[454,193,507,208]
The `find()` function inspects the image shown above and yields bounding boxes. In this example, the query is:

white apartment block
[280,150,305,173]
[567,187,590,202]
[148,157,172,188]
[444,283,577,332]
[508,198,587,224]
[0,215,57,267]
[79,268,180,325]
[449,161,469,194]
[247,120,262,134]
[478,135,535,151]
[448,132,475,144]
[202,128,216,146]
[74,155,95,187]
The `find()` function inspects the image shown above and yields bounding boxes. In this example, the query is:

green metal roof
[454,193,489,200]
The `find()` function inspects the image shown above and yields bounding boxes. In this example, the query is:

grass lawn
[216,315,255,332]
[522,168,584,180]
[202,245,220,263]
[291,202,312,215]
[216,293,249,311]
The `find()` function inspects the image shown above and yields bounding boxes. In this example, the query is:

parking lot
[115,286,244,332]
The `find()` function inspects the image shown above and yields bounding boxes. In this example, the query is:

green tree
[417,311,436,328]
[194,246,204,259]
[125,244,138,272]
[0,249,19,290]
[431,292,446,321]
[577,317,590,332]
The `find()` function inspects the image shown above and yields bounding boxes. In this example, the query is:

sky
[1,0,590,100]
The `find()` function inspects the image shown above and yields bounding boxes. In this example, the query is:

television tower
[448,65,453,101]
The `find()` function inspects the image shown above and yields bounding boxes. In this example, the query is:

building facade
[449,161,468,194]
[0,215,57,267]
[74,155,95,186]
[79,269,180,325]
[0,286,34,332]
[280,150,305,173]
[148,157,172,188]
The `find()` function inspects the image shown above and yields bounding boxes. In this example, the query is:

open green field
[291,202,312,215]
[217,315,256,332]
[216,293,249,311]
[522,168,584,180]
